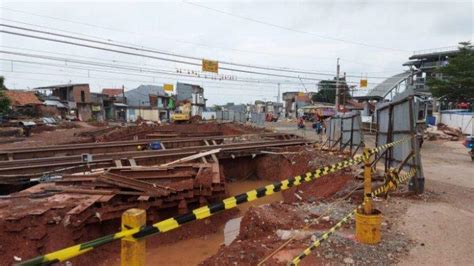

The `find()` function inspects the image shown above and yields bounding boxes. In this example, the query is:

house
[125,85,170,122]
[35,84,93,121]
[90,93,107,122]
[3,90,43,115]
[102,88,124,98]
[101,88,127,121]
[176,82,205,116]
[282,91,302,118]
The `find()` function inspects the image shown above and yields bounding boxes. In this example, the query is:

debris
[344,257,355,264]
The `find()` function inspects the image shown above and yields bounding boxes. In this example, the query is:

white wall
[202,111,216,120]
[440,112,474,135]
[127,108,160,122]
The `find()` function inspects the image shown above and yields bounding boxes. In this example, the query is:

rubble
[425,123,463,141]
[202,199,415,266]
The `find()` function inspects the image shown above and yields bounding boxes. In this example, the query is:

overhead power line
[0,23,391,79]
[0,6,386,68]
[2,59,292,92]
[184,1,410,53]
[1,50,377,89]
[2,70,283,97]
[0,50,325,85]
[0,29,343,82]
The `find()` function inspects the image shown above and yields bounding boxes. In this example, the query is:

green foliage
[0,76,11,114]
[312,78,350,104]
[212,104,223,111]
[427,42,474,100]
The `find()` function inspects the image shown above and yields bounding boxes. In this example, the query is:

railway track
[0,133,295,161]
[0,137,308,184]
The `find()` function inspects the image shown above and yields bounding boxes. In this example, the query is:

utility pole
[277,83,280,104]
[335,58,340,112]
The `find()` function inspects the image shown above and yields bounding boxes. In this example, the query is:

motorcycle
[463,136,474,161]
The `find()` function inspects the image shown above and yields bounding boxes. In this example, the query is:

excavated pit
[0,140,354,265]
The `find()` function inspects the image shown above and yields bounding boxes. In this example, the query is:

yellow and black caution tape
[289,168,417,265]
[18,138,410,266]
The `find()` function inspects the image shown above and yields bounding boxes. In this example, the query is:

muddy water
[135,180,282,265]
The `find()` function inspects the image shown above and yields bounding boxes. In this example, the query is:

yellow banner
[164,83,174,92]
[202,59,218,73]
[360,79,368,88]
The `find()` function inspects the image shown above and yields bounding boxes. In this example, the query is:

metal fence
[375,96,424,193]
[215,111,265,126]
[325,112,365,156]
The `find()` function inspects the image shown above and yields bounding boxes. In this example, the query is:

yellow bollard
[356,148,382,244]
[121,208,146,266]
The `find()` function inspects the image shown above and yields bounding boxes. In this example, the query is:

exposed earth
[1,121,472,265]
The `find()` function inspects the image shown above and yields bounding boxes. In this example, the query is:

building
[35,84,93,121]
[403,46,472,95]
[101,88,127,121]
[3,90,43,115]
[176,82,205,116]
[282,91,312,118]
[125,85,171,122]
[221,102,247,113]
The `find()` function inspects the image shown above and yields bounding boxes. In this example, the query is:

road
[267,121,474,265]
[398,139,474,265]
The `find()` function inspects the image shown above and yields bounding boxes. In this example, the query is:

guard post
[121,208,146,266]
[363,148,372,214]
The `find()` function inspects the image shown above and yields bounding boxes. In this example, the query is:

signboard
[202,59,219,73]
[164,83,174,92]
[360,79,368,88]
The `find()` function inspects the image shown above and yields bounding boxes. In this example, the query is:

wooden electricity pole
[335,58,340,112]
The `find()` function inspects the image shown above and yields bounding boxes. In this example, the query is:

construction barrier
[289,168,417,265]
[17,138,411,266]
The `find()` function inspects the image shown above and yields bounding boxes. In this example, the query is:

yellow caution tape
[18,138,411,266]
[289,168,417,265]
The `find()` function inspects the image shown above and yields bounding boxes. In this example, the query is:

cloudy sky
[0,0,472,105]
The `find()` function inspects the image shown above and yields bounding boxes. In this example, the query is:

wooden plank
[137,195,150,201]
[160,149,221,167]
[67,195,102,215]
[129,158,137,167]
[97,194,115,203]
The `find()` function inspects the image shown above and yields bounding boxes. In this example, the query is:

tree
[427,41,474,100]
[0,76,11,114]
[312,77,350,104]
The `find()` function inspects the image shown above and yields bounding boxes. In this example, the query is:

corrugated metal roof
[34,83,89,90]
[43,100,67,108]
[124,85,164,107]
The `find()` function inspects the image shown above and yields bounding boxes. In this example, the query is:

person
[297,117,305,129]
[313,118,323,142]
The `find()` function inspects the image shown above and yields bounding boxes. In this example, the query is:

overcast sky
[0,0,472,105]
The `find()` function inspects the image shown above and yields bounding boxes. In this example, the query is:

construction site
[0,1,473,266]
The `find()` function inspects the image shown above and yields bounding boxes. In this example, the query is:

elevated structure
[357,44,472,103]
[355,72,411,101]
[404,45,473,94]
